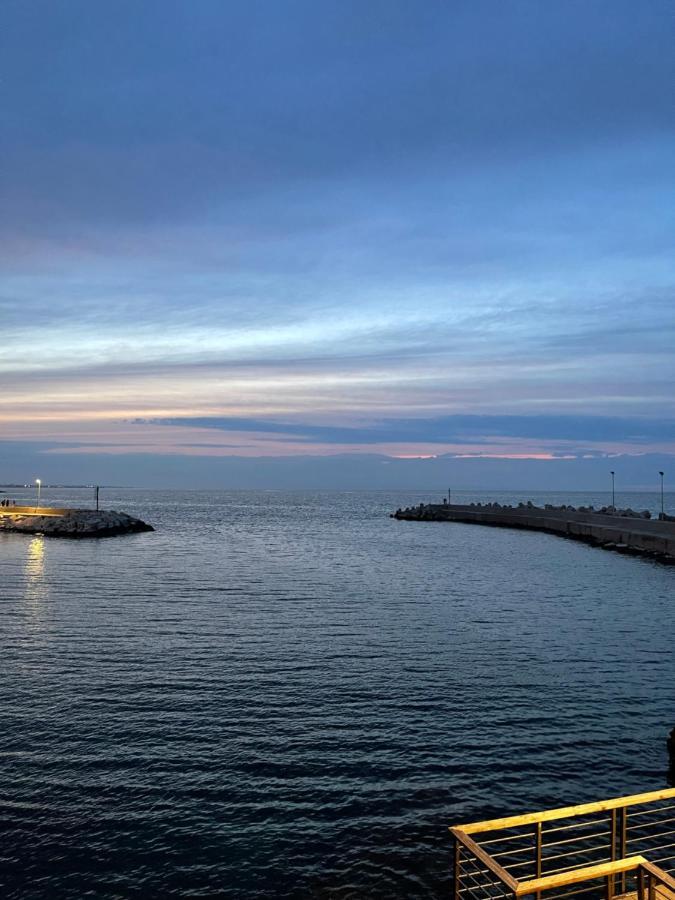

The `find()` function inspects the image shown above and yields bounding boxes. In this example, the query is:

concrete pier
[392,502,675,563]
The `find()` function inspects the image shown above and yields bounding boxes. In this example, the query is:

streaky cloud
[148,414,675,446]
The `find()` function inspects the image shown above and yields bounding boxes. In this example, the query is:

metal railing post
[535,822,542,900]
[620,806,627,894]
[454,840,461,900]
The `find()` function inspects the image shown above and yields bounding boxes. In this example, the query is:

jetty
[451,787,675,900]
[393,501,675,563]
[0,506,153,537]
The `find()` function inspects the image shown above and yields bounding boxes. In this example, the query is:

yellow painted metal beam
[456,789,675,835]
[515,856,646,896]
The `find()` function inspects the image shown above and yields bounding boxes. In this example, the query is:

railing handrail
[640,860,675,893]
[450,827,520,891]
[514,856,646,896]
[456,788,675,835]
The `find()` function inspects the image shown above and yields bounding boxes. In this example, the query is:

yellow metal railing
[451,789,675,900]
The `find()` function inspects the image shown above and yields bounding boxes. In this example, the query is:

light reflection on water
[17,535,51,657]
[24,536,45,595]
[0,489,673,899]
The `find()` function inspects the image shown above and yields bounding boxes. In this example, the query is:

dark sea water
[1,489,674,899]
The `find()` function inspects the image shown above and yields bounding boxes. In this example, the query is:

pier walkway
[0,506,67,518]
[393,503,675,563]
[452,788,675,900]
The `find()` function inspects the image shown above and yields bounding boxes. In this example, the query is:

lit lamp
[35,478,41,510]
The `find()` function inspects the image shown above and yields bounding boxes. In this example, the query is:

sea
[1,488,674,898]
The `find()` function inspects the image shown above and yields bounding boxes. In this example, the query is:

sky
[2,0,675,487]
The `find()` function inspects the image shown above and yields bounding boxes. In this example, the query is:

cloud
[2,437,675,492]
[148,414,675,446]
[1,0,674,472]
[3,1,674,237]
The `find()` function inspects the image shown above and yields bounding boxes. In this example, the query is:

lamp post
[610,470,615,510]
[659,471,664,519]
[35,478,41,510]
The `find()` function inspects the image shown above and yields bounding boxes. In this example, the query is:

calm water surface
[1,489,674,898]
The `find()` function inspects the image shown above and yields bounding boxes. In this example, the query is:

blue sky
[1,1,675,485]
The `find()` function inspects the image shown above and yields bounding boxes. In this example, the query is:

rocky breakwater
[391,500,675,564]
[0,508,154,538]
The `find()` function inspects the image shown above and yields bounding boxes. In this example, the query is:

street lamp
[659,471,665,519]
[35,478,41,510]
[610,470,615,510]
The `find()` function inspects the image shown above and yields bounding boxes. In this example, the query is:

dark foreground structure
[0,506,154,537]
[393,502,675,564]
